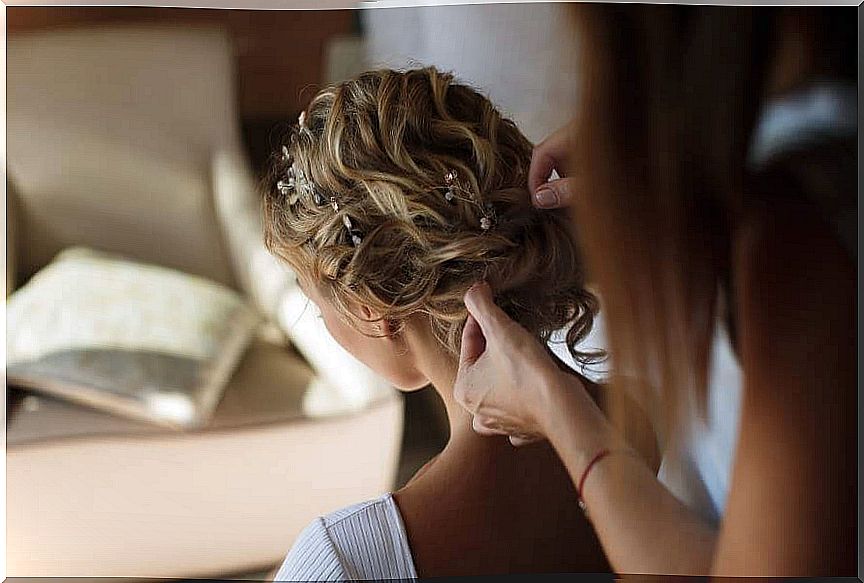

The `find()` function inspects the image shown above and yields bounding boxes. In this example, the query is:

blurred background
[5,4,585,579]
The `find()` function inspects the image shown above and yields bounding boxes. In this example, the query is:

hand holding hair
[454,280,600,447]
[528,119,581,209]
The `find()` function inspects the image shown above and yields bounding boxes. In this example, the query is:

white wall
[363,3,580,144]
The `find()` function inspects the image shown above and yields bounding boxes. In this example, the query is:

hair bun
[263,67,603,368]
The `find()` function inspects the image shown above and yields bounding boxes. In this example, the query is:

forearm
[538,374,717,575]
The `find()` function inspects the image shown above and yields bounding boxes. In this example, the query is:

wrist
[534,369,575,431]
[538,370,628,475]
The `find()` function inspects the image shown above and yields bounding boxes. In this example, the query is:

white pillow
[6,247,259,429]
[276,285,395,417]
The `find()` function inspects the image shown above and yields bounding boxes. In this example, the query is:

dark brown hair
[568,5,855,436]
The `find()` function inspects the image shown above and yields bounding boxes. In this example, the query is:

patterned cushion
[6,247,258,428]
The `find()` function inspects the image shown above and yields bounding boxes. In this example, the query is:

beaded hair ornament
[276,111,496,247]
[441,169,496,232]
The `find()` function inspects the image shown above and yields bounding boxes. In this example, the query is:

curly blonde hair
[264,67,601,366]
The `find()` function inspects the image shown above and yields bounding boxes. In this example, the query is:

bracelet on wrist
[576,447,642,514]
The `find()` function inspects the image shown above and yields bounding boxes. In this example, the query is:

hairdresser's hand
[454,281,581,447]
[529,119,580,209]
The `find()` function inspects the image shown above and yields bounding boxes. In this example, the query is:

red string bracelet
[577,447,642,512]
[577,448,611,512]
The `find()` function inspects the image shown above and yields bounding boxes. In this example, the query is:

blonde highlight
[264,67,602,368]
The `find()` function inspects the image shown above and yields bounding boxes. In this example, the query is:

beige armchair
[6,24,403,578]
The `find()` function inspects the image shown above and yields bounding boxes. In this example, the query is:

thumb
[459,313,486,368]
[454,312,490,415]
[532,177,577,209]
[463,281,512,338]
[528,146,559,195]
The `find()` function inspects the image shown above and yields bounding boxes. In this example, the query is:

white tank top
[273,494,417,581]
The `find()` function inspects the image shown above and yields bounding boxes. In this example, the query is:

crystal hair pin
[343,214,363,247]
[278,150,327,206]
[278,144,360,246]
[441,169,495,232]
[480,208,493,231]
[297,110,311,138]
[277,164,303,205]
[332,196,363,247]
[444,169,459,202]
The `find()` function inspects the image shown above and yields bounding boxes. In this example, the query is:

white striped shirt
[273,494,417,581]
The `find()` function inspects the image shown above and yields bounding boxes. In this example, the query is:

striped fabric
[273,494,418,581]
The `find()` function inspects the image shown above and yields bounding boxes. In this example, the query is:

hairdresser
[454,5,856,576]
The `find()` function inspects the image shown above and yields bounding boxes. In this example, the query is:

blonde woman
[264,67,657,580]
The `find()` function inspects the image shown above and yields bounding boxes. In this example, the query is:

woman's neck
[404,324,511,457]
[395,328,608,577]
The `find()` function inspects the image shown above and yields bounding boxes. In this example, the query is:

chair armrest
[210,147,296,321]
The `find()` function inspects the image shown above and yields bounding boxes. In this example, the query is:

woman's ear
[352,302,394,338]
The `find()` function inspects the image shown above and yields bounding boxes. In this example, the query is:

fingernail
[534,186,559,208]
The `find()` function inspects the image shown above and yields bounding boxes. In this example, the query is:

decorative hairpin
[277,164,302,205]
[440,169,495,232]
[278,151,327,206]
[279,144,359,246]
[480,203,494,231]
[331,196,363,247]
[444,169,459,202]
[343,214,363,247]
[276,110,362,248]
[277,170,297,205]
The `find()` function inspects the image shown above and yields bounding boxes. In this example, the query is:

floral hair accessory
[440,169,495,232]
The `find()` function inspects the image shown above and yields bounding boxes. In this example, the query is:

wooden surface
[7,7,358,118]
